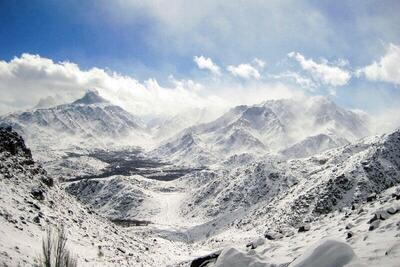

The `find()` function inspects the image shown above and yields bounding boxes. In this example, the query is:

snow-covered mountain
[0,90,148,150]
[2,94,400,267]
[180,128,400,228]
[280,133,349,158]
[56,126,400,266]
[148,107,219,143]
[153,96,370,166]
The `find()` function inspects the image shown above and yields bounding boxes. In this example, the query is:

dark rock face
[0,126,53,188]
[367,193,377,202]
[264,232,276,240]
[0,126,32,157]
[346,231,353,239]
[369,220,380,231]
[298,224,311,232]
[30,187,45,201]
[190,251,221,267]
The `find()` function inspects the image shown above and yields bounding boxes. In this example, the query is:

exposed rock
[32,215,40,224]
[346,231,353,239]
[30,188,45,201]
[367,193,377,202]
[298,225,311,232]
[369,220,380,231]
[386,207,398,215]
[40,176,54,187]
[345,223,353,230]
[264,231,277,240]
[190,251,221,267]
[0,126,32,157]
[117,247,126,254]
[246,237,265,249]
[376,210,390,220]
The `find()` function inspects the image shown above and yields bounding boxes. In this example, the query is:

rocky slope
[0,126,187,266]
[180,129,400,230]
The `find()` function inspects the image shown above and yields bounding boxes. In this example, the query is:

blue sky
[0,0,399,115]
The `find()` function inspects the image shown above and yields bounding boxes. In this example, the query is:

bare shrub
[39,225,77,267]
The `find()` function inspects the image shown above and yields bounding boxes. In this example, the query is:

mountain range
[1,91,400,267]
[153,96,370,166]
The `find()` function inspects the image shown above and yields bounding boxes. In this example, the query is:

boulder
[264,231,277,240]
[33,215,40,224]
[346,231,353,239]
[191,251,221,267]
[369,220,380,231]
[367,193,377,202]
[246,237,265,249]
[386,207,397,215]
[30,188,45,201]
[298,225,311,233]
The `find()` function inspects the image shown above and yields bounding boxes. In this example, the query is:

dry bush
[39,225,77,267]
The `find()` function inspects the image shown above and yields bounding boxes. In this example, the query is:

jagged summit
[72,90,109,105]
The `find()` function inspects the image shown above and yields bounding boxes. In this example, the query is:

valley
[61,148,204,182]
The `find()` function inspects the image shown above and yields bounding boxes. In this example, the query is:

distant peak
[34,95,59,109]
[72,90,109,105]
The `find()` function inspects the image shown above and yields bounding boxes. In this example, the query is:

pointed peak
[73,90,108,105]
[72,90,109,105]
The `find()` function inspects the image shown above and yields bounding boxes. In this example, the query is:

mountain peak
[72,90,109,105]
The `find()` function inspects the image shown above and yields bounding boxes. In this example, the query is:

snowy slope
[180,129,400,228]
[0,126,186,266]
[280,133,349,159]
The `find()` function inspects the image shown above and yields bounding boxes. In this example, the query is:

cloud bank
[0,54,300,117]
[0,54,221,116]
[288,52,351,87]
[357,43,400,85]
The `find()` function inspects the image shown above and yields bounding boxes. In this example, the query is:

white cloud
[253,58,266,69]
[271,71,316,90]
[0,54,300,117]
[357,43,400,85]
[193,55,221,76]
[288,52,351,87]
[227,63,261,80]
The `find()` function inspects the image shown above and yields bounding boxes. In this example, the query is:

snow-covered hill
[0,90,148,151]
[153,96,370,166]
